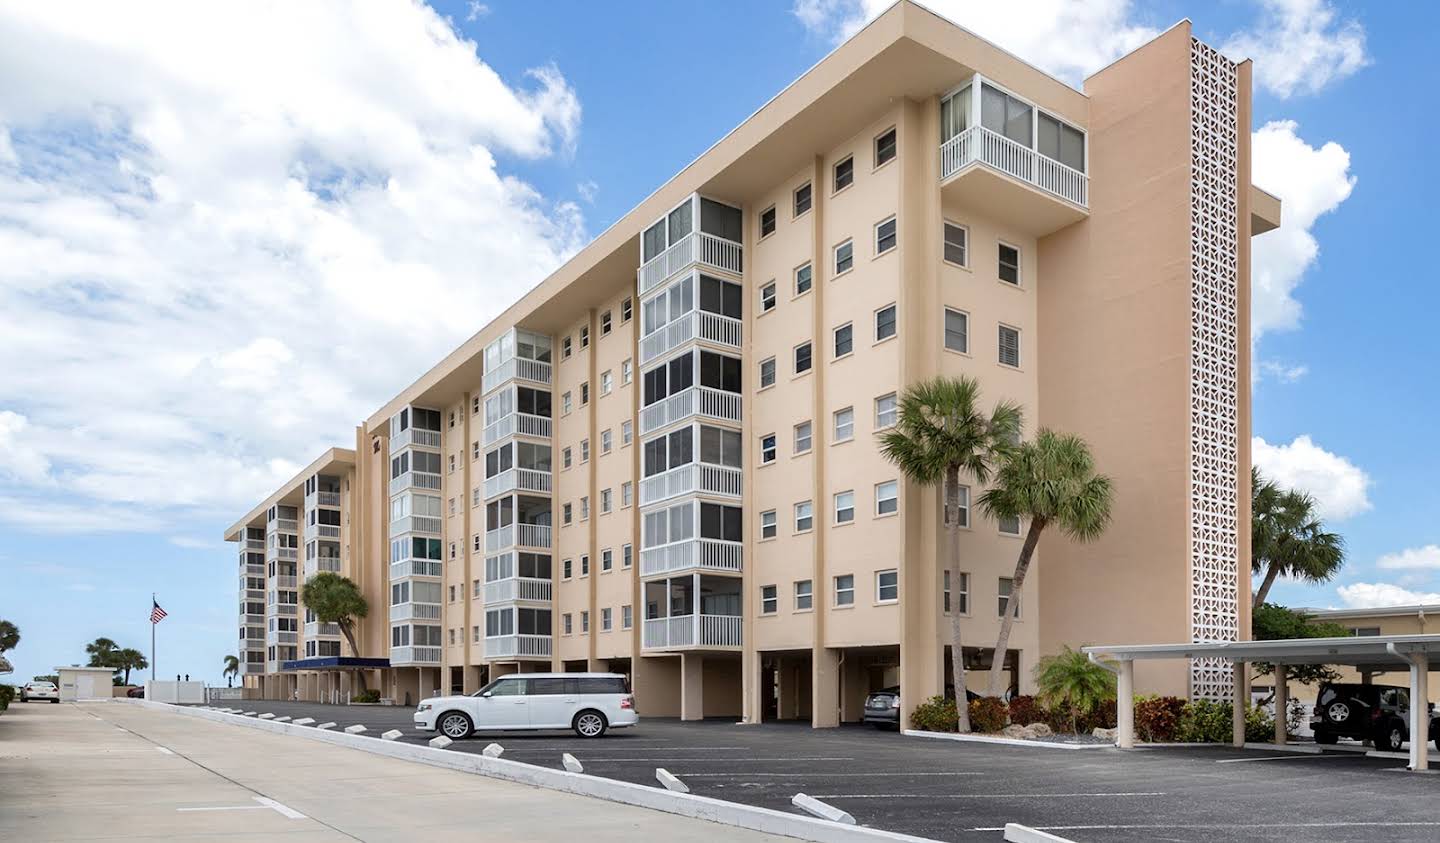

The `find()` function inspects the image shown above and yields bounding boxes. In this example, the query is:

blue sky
[1,0,1435,685]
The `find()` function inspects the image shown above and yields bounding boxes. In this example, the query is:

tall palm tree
[0,619,19,654]
[223,655,240,688]
[115,648,148,685]
[879,376,1022,732]
[978,430,1113,698]
[301,572,370,693]
[85,637,119,668]
[1035,646,1116,735]
[1250,468,1345,610]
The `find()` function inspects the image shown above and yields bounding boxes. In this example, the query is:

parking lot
[221,700,1440,842]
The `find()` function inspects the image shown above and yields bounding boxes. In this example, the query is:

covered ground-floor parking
[1086,634,1440,771]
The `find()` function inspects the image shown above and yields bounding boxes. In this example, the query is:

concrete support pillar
[1116,659,1135,749]
[680,653,704,721]
[1273,664,1287,745]
[1411,654,1429,771]
[1232,661,1248,748]
[812,647,840,729]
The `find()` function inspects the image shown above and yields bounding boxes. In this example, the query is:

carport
[1085,634,1440,771]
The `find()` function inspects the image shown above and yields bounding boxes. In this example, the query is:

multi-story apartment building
[225,4,1281,724]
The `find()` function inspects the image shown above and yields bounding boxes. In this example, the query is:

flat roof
[1085,635,1440,668]
[223,446,356,541]
[1302,604,1436,620]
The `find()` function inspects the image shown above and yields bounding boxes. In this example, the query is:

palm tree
[301,572,370,693]
[0,620,19,654]
[978,430,1113,698]
[1035,646,1116,734]
[85,637,119,668]
[1250,467,1345,610]
[879,376,1022,732]
[223,655,240,688]
[115,648,148,685]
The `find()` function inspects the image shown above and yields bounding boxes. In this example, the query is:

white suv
[415,673,637,739]
[20,681,59,703]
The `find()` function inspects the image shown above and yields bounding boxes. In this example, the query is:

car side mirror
[481,691,493,699]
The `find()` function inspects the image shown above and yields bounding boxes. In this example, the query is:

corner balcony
[389,560,443,580]
[390,514,442,537]
[485,523,552,553]
[304,522,342,541]
[640,538,742,578]
[241,612,265,626]
[940,125,1087,236]
[266,629,297,645]
[303,556,342,578]
[482,411,551,447]
[637,231,742,297]
[484,576,553,604]
[390,646,441,665]
[390,602,442,622]
[642,614,742,650]
[482,356,552,396]
[268,518,299,534]
[640,386,741,436]
[485,634,552,660]
[244,538,264,551]
[640,463,741,507]
[389,469,441,496]
[268,547,298,563]
[272,604,297,617]
[483,467,552,500]
[269,574,298,590]
[304,620,340,638]
[640,310,742,367]
[390,426,442,453]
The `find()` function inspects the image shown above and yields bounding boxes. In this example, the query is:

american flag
[150,599,168,624]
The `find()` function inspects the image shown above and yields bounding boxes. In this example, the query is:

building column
[812,647,840,728]
[1116,659,1135,749]
[1273,664,1287,745]
[1231,661,1248,748]
[1411,654,1429,772]
[681,652,704,721]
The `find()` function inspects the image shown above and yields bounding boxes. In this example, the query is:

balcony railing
[642,614,742,649]
[482,411,551,447]
[389,560,443,580]
[241,613,265,625]
[637,231,743,296]
[267,547,298,563]
[244,538,264,551]
[314,491,342,507]
[390,646,441,665]
[273,604,297,617]
[640,310,743,366]
[639,463,742,507]
[484,576,553,604]
[940,125,1088,208]
[485,634,552,660]
[640,386,741,435]
[482,356,553,395]
[304,557,342,578]
[390,426,442,453]
[390,602,442,622]
[270,575,298,589]
[389,470,442,497]
[483,467,552,500]
[304,620,340,638]
[268,518,299,534]
[389,514,442,538]
[640,538,743,578]
[304,523,342,541]
[485,523,552,552]
[266,630,298,645]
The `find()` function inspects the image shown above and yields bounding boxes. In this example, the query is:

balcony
[273,604,297,617]
[485,634,552,660]
[270,574,298,590]
[483,467,552,500]
[484,576,553,604]
[390,514,442,537]
[390,646,441,665]
[639,463,742,507]
[244,538,264,551]
[939,125,1087,236]
[640,310,742,367]
[389,470,442,497]
[640,538,742,578]
[485,523,552,553]
[389,560,443,580]
[242,561,264,576]
[303,557,342,578]
[390,602,442,622]
[304,522,342,541]
[390,426,442,453]
[241,612,265,625]
[268,547,298,563]
[304,620,340,638]
[312,490,342,508]
[482,356,552,395]
[640,386,741,436]
[642,614,742,650]
[482,411,551,447]
[638,231,742,297]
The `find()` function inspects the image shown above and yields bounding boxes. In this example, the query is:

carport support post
[1231,661,1247,748]
[1115,659,1134,749]
[1411,653,1429,771]
[1273,664,1287,745]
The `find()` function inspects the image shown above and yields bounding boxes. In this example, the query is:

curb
[904,729,1112,751]
[117,700,938,843]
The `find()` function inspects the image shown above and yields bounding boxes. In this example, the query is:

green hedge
[911,691,1274,741]
[350,689,381,704]
[0,684,14,712]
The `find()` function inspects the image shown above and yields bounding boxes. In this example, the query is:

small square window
[944,309,969,353]
[621,297,633,323]
[795,579,814,611]
[761,433,777,464]
[834,574,855,606]
[833,323,853,358]
[794,182,812,217]
[999,325,1021,368]
[874,128,897,167]
[760,206,777,238]
[875,304,896,341]
[621,359,633,385]
[875,393,897,428]
[876,569,899,603]
[943,222,968,266]
[761,585,778,615]
[794,263,812,296]
[759,357,777,388]
[580,497,590,520]
[833,407,854,442]
[601,310,612,335]
[794,421,813,454]
[874,216,897,254]
[999,514,1021,536]
[579,325,590,348]
[621,420,633,445]
[999,243,1021,285]
[875,480,898,516]
[834,156,853,192]
[761,281,777,313]
[794,500,813,533]
[794,341,812,374]
[581,610,589,633]
[834,490,855,524]
[834,239,853,275]
[760,509,777,540]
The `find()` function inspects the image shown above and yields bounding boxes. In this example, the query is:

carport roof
[1085,634,1440,667]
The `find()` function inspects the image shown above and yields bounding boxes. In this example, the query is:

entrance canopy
[280,656,389,672]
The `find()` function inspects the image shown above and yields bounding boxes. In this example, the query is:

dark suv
[1311,682,1440,751]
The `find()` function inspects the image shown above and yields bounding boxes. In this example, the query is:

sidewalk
[0,702,787,841]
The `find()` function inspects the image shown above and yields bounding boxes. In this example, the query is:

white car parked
[414,672,637,739]
[20,681,59,703]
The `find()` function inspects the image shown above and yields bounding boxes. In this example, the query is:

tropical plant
[967,696,1008,733]
[1250,468,1345,610]
[1034,646,1117,734]
[85,637,120,668]
[1251,602,1350,688]
[978,430,1114,697]
[878,376,1021,732]
[301,572,370,692]
[909,695,959,732]
[0,619,19,654]
[115,648,148,685]
[223,655,240,688]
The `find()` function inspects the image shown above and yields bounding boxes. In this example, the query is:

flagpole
[151,593,156,681]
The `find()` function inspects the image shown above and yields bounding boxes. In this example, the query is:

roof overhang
[280,656,391,672]
[223,447,356,542]
[1085,635,1440,668]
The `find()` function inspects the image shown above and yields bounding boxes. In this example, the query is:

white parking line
[972,822,1440,832]
[675,771,985,777]
[176,798,306,819]
[502,746,748,752]
[253,796,307,819]
[578,756,858,763]
[815,792,1166,799]
[177,806,267,813]
[155,747,175,755]
[1215,754,1351,764]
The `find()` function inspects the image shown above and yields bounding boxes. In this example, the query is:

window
[833,407,854,442]
[760,205,776,238]
[1350,626,1382,637]
[794,182,812,217]
[944,570,970,614]
[601,429,613,454]
[621,481,633,508]
[621,359,633,385]
[579,325,590,349]
[760,281,777,313]
[794,341,812,374]
[1037,112,1086,173]
[793,421,812,454]
[943,222,968,266]
[834,155,853,192]
[601,310,612,336]
[833,323,853,358]
[563,613,573,634]
[601,371,613,395]
[875,393,897,429]
[794,500,813,532]
[834,239,853,275]
[580,382,590,406]
[794,262,812,296]
[759,357,776,389]
[761,585,778,615]
[760,433,777,465]
[998,514,1021,536]
[795,579,814,611]
[876,569,898,603]
[601,488,612,514]
[622,604,633,629]
[580,496,590,520]
[601,607,612,631]
[448,454,456,474]
[999,577,1020,618]
[998,243,1020,285]
[562,391,572,415]
[760,509,777,540]
[580,439,590,462]
[874,216,897,255]
[563,558,573,579]
[875,303,896,341]
[834,574,855,606]
[949,485,971,528]
[621,297,633,323]
[580,554,590,576]
[875,480,898,516]
[998,325,1021,368]
[874,127,897,167]
[944,308,969,353]
[981,81,1034,147]
[622,543,633,568]
[834,490,855,524]
[562,502,573,525]
[562,336,572,359]
[562,446,572,469]
[621,420,633,445]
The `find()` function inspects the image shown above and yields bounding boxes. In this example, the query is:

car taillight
[890,696,901,709]
[620,696,634,710]
[1371,708,1383,720]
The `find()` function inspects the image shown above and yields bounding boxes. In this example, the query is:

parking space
[212,700,1440,842]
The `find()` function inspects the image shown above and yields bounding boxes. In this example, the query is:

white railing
[268,547,298,562]
[485,524,514,553]
[243,562,265,576]
[486,523,550,552]
[317,491,341,507]
[389,470,442,496]
[642,614,744,649]
[304,620,340,638]
[637,232,744,296]
[939,125,1088,208]
[304,523,342,541]
[482,356,553,395]
[244,538,264,551]
[390,646,441,665]
[484,576,553,604]
[640,538,743,577]
[639,386,741,435]
[389,514,442,538]
[242,629,264,642]
[485,634,552,660]
[303,557,342,578]
[390,602,442,622]
[482,411,551,446]
[390,426,442,453]
[271,575,298,589]
[483,467,552,500]
[639,462,742,507]
[273,604,297,617]
[269,518,298,533]
[241,613,265,625]
[638,310,743,366]
[266,630,297,645]
[698,310,742,349]
[389,560,443,580]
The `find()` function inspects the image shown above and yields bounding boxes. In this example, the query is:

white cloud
[0,3,586,531]
[1257,360,1308,384]
[1221,0,1367,99]
[466,2,491,23]
[1376,545,1440,571]
[1252,435,1371,521]
[1337,582,1440,609]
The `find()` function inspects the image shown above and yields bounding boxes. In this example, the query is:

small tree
[1035,646,1116,734]
[116,648,148,685]
[1251,603,1351,691]
[1251,468,1345,610]
[0,619,19,654]
[301,573,370,693]
[223,655,240,688]
[85,637,120,669]
[978,430,1113,698]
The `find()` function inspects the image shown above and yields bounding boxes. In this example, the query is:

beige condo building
[225,3,1281,726]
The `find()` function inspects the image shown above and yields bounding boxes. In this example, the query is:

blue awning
[280,656,390,672]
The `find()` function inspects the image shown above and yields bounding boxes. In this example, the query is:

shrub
[1008,694,1047,726]
[1245,704,1275,743]
[350,689,381,704]
[1175,699,1273,743]
[969,696,1008,733]
[1134,695,1187,742]
[910,695,958,732]
[0,683,13,712]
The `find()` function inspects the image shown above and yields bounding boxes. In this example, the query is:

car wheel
[573,709,608,738]
[1314,729,1338,745]
[1323,700,1353,725]
[438,711,473,740]
[1376,722,1405,753]
[50,698,59,704]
